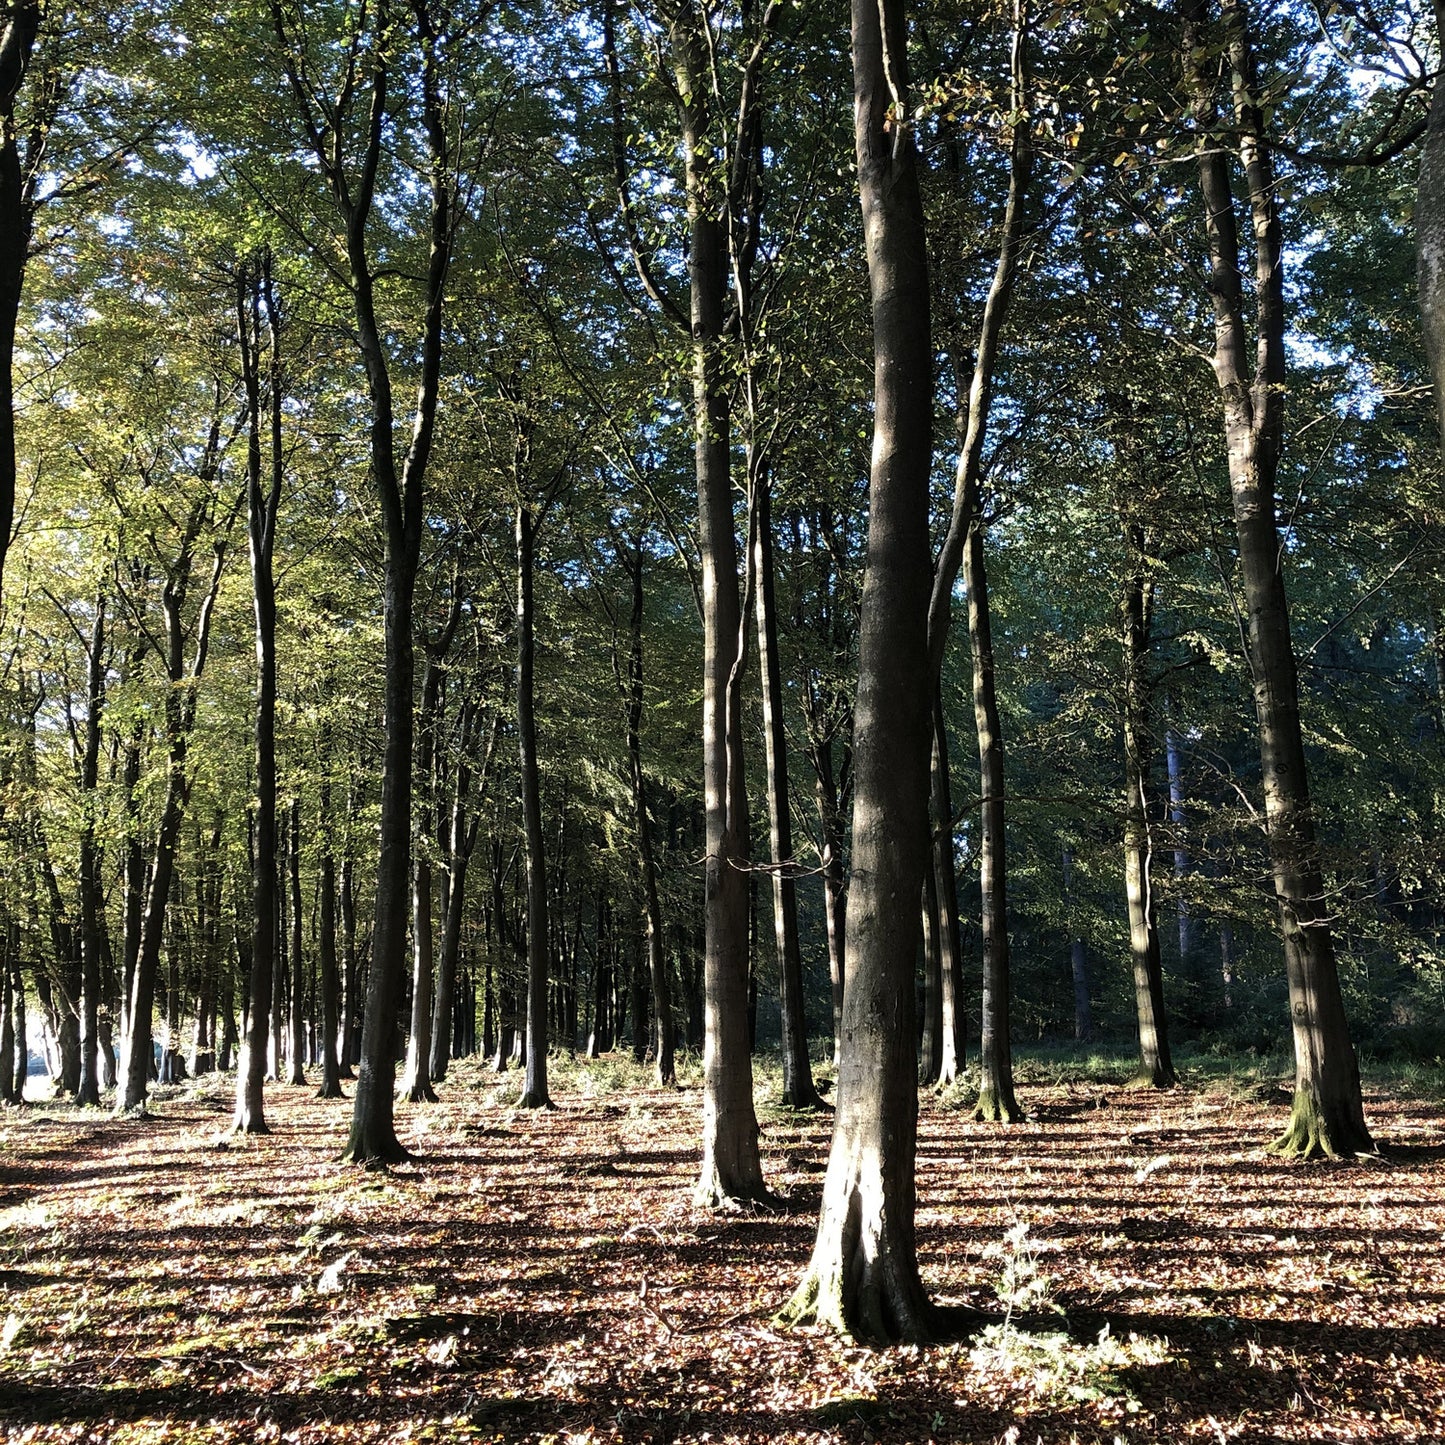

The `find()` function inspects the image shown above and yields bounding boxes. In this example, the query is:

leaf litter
[0,1056,1441,1443]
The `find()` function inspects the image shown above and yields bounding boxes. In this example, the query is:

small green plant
[984,1220,1060,1321]
[969,1321,1171,1409]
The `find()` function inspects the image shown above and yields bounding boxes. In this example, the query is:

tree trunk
[1186,0,1371,1157]
[234,254,281,1135]
[119,508,227,1114]
[1061,849,1091,1043]
[316,747,343,1099]
[286,797,306,1085]
[1420,0,1445,463]
[1122,526,1175,1088]
[75,600,107,1107]
[754,478,822,1109]
[967,506,1020,1123]
[1165,724,1193,965]
[669,15,763,1205]
[779,0,936,1341]
[339,851,358,1077]
[931,693,965,1084]
[516,503,552,1109]
[401,631,453,1103]
[619,546,674,1085]
[0,3,39,594]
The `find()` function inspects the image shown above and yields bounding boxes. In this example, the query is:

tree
[234,252,283,1135]
[267,0,461,1162]
[779,0,937,1342]
[1183,0,1372,1157]
[0,1,39,592]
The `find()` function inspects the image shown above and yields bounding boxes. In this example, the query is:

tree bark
[430,707,493,1082]
[316,735,343,1099]
[234,255,282,1135]
[75,599,107,1106]
[931,693,965,1084]
[1185,0,1371,1156]
[516,502,552,1109]
[0,3,39,593]
[966,503,1021,1123]
[779,0,937,1342]
[286,797,306,1084]
[924,1,1031,1126]
[401,604,459,1104]
[754,478,822,1108]
[1420,0,1445,461]
[616,542,674,1085]
[668,10,764,1205]
[1122,524,1175,1088]
[1061,850,1091,1043]
[118,456,229,1115]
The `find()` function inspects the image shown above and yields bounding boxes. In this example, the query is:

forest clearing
[1,1052,1442,1445]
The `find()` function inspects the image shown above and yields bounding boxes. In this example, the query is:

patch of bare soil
[0,1060,1441,1443]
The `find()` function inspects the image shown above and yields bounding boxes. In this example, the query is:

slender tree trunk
[401,629,455,1103]
[286,797,306,1085]
[339,851,357,1077]
[1420,0,1445,464]
[966,508,1020,1123]
[754,478,822,1108]
[119,513,227,1114]
[931,693,965,1084]
[919,855,943,1086]
[924,2,1031,1126]
[1061,849,1091,1043]
[516,503,552,1109]
[1122,526,1174,1088]
[0,3,40,594]
[317,743,343,1099]
[430,710,491,1082]
[76,601,107,1106]
[780,0,936,1341]
[234,255,281,1135]
[1186,0,1370,1156]
[619,546,674,1086]
[1165,724,1193,964]
[669,15,763,1204]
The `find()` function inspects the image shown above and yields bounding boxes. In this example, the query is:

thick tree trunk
[779,0,936,1342]
[669,16,763,1205]
[516,504,552,1109]
[754,479,822,1109]
[1186,0,1370,1157]
[1122,529,1175,1088]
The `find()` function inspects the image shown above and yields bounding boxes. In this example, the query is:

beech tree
[780,0,938,1341]
[1183,0,1372,1156]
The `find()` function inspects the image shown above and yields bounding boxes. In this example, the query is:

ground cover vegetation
[1,0,1444,1434]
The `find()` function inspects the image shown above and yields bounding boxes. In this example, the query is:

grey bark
[779,0,937,1342]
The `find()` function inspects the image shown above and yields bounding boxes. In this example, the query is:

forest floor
[0,1049,1442,1444]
